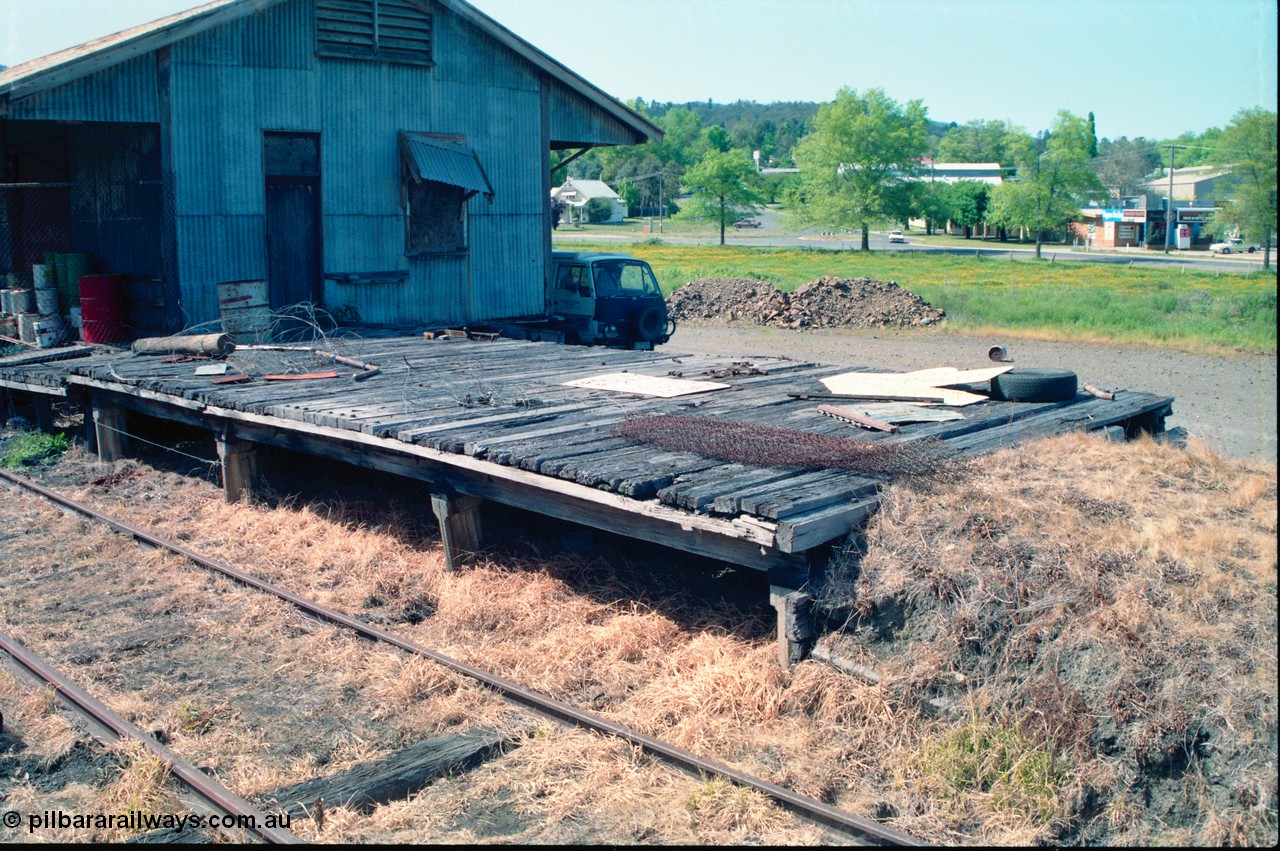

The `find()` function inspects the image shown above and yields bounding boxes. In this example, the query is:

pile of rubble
[666,275,944,329]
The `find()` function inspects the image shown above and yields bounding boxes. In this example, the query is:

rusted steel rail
[0,628,302,844]
[0,468,924,846]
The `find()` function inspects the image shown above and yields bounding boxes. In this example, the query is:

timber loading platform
[0,335,1173,665]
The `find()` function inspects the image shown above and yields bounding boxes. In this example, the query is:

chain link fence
[1,180,170,335]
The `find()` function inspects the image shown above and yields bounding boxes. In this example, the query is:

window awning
[400,132,494,202]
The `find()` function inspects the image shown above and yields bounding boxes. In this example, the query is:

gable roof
[0,0,661,144]
[555,178,623,201]
[0,0,255,98]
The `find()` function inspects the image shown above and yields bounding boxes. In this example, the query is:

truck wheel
[634,306,664,342]
[989,369,1078,402]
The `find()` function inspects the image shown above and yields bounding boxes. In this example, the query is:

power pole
[658,172,665,234]
[1164,143,1176,254]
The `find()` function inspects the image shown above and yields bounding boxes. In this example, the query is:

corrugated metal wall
[6,0,638,329]
[4,55,159,123]
[167,0,548,327]
[548,88,643,148]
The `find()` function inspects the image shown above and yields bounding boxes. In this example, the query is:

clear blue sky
[2,0,1275,140]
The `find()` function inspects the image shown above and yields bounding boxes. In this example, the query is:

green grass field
[556,241,1277,355]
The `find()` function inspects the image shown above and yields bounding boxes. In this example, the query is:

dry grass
[0,673,190,843]
[846,431,1278,844]
[3,427,1275,844]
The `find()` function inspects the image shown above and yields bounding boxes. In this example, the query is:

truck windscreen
[593,260,658,296]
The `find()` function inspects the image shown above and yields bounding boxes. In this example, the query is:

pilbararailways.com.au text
[4,808,292,834]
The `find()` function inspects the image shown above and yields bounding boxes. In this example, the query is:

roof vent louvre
[316,0,432,65]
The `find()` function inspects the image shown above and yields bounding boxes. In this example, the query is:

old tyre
[989,368,1078,402]
[634,305,665,342]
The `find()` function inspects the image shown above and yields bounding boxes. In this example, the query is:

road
[558,208,1274,274]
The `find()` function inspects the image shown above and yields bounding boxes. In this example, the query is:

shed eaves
[0,0,252,98]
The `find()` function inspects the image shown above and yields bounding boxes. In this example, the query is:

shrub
[1,430,71,467]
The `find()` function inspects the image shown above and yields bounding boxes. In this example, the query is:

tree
[943,181,991,238]
[1205,108,1278,270]
[909,181,951,235]
[702,124,732,154]
[986,111,1104,258]
[790,87,929,250]
[936,119,1028,166]
[1093,136,1162,198]
[583,197,616,224]
[681,149,765,245]
[652,107,705,168]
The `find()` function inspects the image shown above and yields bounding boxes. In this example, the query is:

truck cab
[549,251,675,349]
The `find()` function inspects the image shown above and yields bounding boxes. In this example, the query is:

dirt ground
[672,323,1278,464]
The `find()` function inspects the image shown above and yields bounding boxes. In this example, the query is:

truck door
[550,263,594,321]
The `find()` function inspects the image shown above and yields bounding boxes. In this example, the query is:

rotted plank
[563,445,719,492]
[741,469,881,520]
[658,463,792,513]
[774,495,882,553]
[947,393,1172,456]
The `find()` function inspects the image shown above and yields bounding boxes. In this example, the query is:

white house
[551,178,628,223]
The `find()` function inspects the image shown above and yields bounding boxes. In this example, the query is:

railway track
[0,629,302,844]
[0,467,923,846]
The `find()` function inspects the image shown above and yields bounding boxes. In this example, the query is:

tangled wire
[615,413,954,478]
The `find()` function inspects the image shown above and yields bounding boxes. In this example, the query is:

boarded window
[405,179,466,255]
[316,0,433,65]
[400,132,492,258]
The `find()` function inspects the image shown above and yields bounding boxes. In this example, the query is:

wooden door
[263,132,321,310]
[265,180,319,307]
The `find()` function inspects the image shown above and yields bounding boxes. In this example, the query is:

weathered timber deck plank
[0,336,1178,558]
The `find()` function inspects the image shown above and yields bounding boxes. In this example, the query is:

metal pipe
[0,468,924,847]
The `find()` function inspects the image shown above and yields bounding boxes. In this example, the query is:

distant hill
[642,99,952,162]
[645,99,820,128]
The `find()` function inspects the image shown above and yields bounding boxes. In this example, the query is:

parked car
[888,229,906,243]
[1210,237,1258,254]
[733,219,762,229]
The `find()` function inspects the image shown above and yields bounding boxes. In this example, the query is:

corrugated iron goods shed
[0,0,660,334]
[0,337,1175,666]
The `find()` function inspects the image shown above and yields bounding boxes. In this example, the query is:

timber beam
[768,565,816,668]
[64,381,805,574]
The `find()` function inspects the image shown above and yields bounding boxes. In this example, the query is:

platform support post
[32,396,54,431]
[215,429,258,503]
[431,491,483,571]
[91,397,128,463]
[768,565,815,669]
